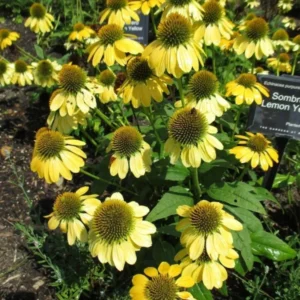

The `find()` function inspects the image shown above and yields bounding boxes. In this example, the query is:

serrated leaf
[251,231,297,261]
[208,182,266,214]
[225,206,263,233]
[189,283,213,300]
[253,186,279,204]
[146,186,193,222]
[232,228,254,271]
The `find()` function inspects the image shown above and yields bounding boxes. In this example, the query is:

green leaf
[165,162,189,181]
[34,44,44,59]
[272,173,296,188]
[189,283,213,300]
[152,239,175,264]
[158,224,180,237]
[146,186,193,222]
[217,282,228,296]
[208,182,266,214]
[225,206,263,233]
[251,231,297,261]
[232,228,254,271]
[253,186,280,205]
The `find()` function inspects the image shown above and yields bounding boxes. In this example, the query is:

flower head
[107,126,152,179]
[245,0,260,8]
[272,29,294,52]
[50,64,97,116]
[161,0,204,22]
[176,247,239,290]
[119,56,172,108]
[226,73,269,105]
[165,107,223,168]
[100,0,140,27]
[278,0,293,13]
[130,261,195,300]
[267,53,292,73]
[32,59,61,87]
[143,13,205,78]
[130,0,165,15]
[0,60,14,86]
[282,17,296,30]
[31,128,86,183]
[0,29,19,50]
[11,60,33,86]
[292,35,300,52]
[45,187,100,245]
[87,24,143,67]
[68,23,95,42]
[25,3,54,34]
[194,0,233,46]
[229,132,279,171]
[89,192,156,271]
[176,200,243,260]
[234,17,274,60]
[185,70,230,119]
[94,69,118,103]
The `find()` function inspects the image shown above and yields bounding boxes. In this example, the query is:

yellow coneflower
[87,24,144,67]
[226,73,269,105]
[11,60,33,86]
[234,17,274,60]
[68,23,95,42]
[267,53,292,73]
[165,107,223,168]
[32,59,61,87]
[25,3,54,34]
[278,0,293,13]
[253,66,269,75]
[89,192,156,271]
[184,70,230,120]
[143,13,205,78]
[31,127,86,183]
[45,187,100,245]
[119,56,172,108]
[130,261,195,299]
[238,13,257,31]
[130,0,165,15]
[176,200,243,260]
[271,29,294,52]
[194,0,233,46]
[229,132,279,171]
[160,0,204,22]
[49,64,97,116]
[245,0,260,8]
[175,248,239,290]
[106,126,152,179]
[100,0,140,27]
[282,17,296,30]
[0,29,19,50]
[292,35,300,52]
[92,69,118,104]
[0,60,14,86]
[47,89,88,134]
[220,32,240,52]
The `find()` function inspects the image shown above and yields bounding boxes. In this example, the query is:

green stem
[152,101,167,126]
[0,55,9,62]
[150,9,157,36]
[15,45,38,61]
[116,102,129,125]
[292,52,299,75]
[231,108,242,140]
[212,46,216,74]
[190,167,201,200]
[80,169,137,196]
[131,104,141,132]
[276,63,280,76]
[80,127,97,147]
[251,56,256,74]
[237,164,249,181]
[177,77,185,107]
[94,107,116,129]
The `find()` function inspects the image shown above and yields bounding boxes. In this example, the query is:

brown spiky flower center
[236,73,257,88]
[36,60,54,78]
[247,135,268,152]
[35,130,65,159]
[169,0,192,7]
[190,202,222,235]
[107,0,128,10]
[127,57,152,82]
[98,70,116,86]
[189,70,219,99]
[169,107,208,146]
[98,24,124,45]
[59,65,86,94]
[158,13,191,47]
[0,60,7,75]
[92,199,134,243]
[293,35,300,45]
[30,3,46,19]
[74,23,85,31]
[246,18,269,41]
[202,1,223,24]
[279,53,290,63]
[15,60,28,73]
[272,29,289,41]
[112,126,142,156]
[54,192,81,220]
[0,29,10,39]
[145,275,178,300]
